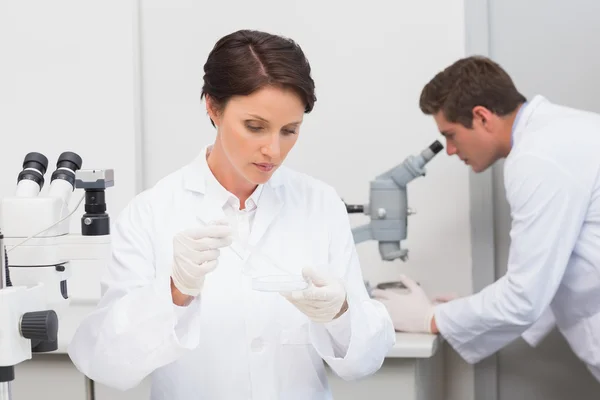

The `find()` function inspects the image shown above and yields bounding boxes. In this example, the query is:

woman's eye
[246,125,263,132]
[282,129,297,135]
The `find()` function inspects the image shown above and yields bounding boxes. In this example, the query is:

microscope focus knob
[20,310,59,342]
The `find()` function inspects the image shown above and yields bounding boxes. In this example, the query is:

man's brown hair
[419,56,526,128]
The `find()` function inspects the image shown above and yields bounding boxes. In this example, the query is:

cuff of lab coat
[309,300,353,360]
[521,308,556,347]
[434,303,484,364]
[309,296,395,381]
[172,296,202,348]
[308,321,346,360]
[146,279,201,351]
[323,306,353,356]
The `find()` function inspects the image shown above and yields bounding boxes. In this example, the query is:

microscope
[344,140,444,292]
[0,152,114,400]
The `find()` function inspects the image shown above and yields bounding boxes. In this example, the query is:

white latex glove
[171,220,232,296]
[371,275,435,333]
[433,293,459,304]
[281,267,347,323]
[521,307,556,347]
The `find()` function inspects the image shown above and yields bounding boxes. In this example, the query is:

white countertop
[52,333,442,358]
[53,333,441,358]
[386,332,442,358]
[51,306,443,358]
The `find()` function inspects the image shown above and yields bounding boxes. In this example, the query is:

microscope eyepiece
[429,140,444,154]
[50,151,82,189]
[48,151,83,205]
[22,152,49,175]
[16,152,49,196]
[56,151,83,172]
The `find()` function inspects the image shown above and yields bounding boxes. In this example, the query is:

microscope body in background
[348,140,443,261]
[345,141,444,293]
[0,151,114,399]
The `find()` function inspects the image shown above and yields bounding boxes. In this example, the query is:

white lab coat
[67,146,395,399]
[435,95,600,381]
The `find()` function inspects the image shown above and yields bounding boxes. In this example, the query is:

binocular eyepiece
[16,152,82,199]
[14,151,113,236]
[16,152,49,197]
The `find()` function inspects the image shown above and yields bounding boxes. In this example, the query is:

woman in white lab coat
[373,55,600,382]
[68,29,395,399]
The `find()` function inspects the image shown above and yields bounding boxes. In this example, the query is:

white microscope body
[0,152,113,400]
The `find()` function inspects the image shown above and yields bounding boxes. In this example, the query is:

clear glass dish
[251,274,309,292]
[237,244,308,292]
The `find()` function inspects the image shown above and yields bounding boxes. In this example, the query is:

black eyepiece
[51,152,82,188]
[17,152,49,191]
[56,152,83,172]
[429,140,444,154]
[22,152,49,174]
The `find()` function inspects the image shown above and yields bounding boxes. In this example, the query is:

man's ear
[205,95,220,127]
[472,106,493,130]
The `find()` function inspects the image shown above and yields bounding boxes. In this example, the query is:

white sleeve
[308,191,396,380]
[67,192,202,391]
[521,306,556,347]
[434,154,588,364]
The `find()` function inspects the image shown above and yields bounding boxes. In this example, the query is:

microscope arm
[352,224,372,244]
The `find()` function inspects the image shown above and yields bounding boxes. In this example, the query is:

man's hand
[371,274,435,333]
[281,267,347,323]
[171,220,232,298]
[433,293,459,304]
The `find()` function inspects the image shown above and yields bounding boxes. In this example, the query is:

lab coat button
[250,338,264,352]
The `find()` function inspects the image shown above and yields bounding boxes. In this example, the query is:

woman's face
[208,85,305,185]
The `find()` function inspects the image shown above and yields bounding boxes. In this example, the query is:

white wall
[5,1,476,399]
[140,1,473,399]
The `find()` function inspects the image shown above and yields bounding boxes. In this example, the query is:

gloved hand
[371,274,435,333]
[171,221,232,296]
[432,293,459,304]
[281,267,347,323]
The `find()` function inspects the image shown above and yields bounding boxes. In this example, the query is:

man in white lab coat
[372,55,600,381]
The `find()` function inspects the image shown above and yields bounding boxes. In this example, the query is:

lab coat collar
[199,146,264,212]
[182,145,285,246]
[510,95,549,148]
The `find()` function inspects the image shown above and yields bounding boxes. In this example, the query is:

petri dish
[243,245,298,276]
[252,274,309,292]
